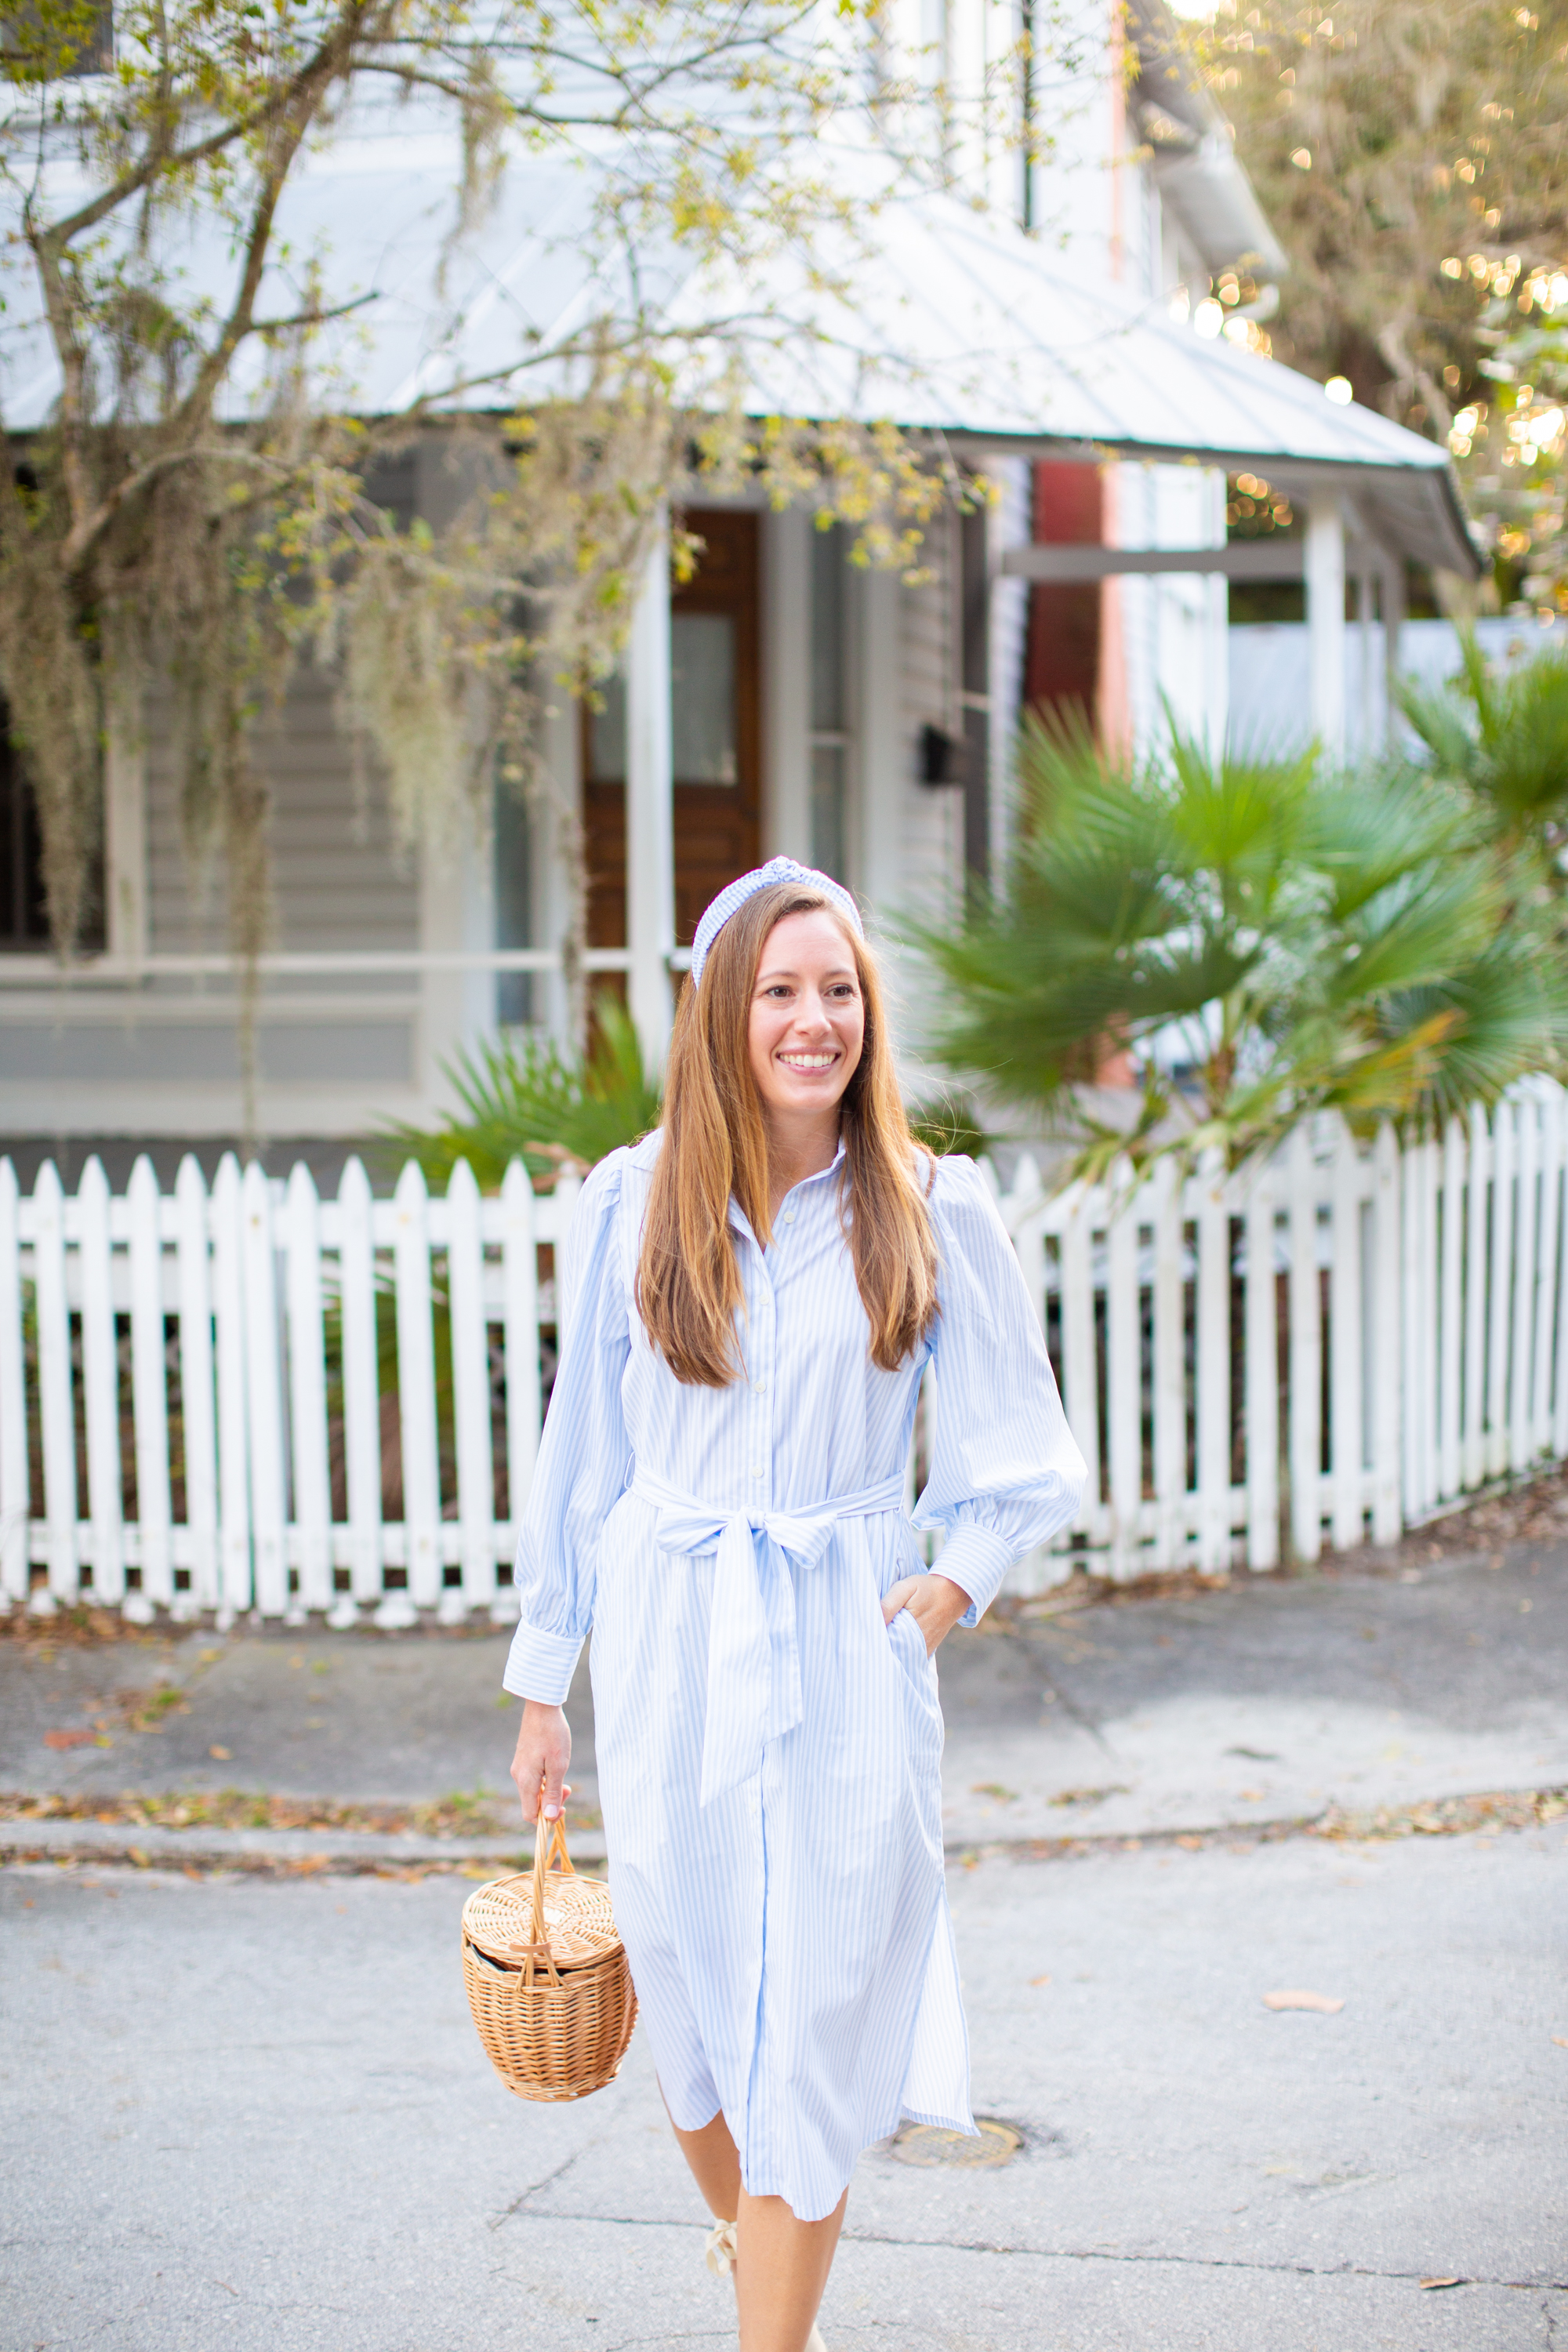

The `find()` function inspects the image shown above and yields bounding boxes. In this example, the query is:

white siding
[146,666,418,955]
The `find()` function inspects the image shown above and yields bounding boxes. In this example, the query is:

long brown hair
[637,880,939,1386]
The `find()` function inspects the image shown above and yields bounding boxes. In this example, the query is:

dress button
[754,1381,767,1396]
[783,1210,796,1224]
[752,1465,764,1480]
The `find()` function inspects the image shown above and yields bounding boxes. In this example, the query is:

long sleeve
[503,1149,633,1703]
[913,1156,1086,1625]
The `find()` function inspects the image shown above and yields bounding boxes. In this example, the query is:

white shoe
[704,2220,827,2350]
[705,2218,739,2278]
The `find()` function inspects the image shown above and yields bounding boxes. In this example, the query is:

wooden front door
[583,509,762,955]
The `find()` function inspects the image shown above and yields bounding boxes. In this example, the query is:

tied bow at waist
[629,1472,908,1806]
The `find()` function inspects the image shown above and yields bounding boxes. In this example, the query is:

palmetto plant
[912,711,1568,1175]
[385,996,662,1192]
[1398,627,1568,869]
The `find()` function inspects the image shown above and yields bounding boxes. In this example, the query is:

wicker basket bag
[460,1813,637,2102]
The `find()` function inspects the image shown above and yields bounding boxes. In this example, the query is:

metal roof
[0,114,1477,573]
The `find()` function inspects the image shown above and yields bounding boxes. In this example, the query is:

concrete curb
[5,1785,1559,1874]
[0,1817,607,1872]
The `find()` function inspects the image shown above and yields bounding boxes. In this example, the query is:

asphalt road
[4,1816,1565,2352]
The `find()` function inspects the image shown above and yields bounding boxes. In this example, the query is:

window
[0,714,103,953]
[494,773,532,1025]
[0,727,52,951]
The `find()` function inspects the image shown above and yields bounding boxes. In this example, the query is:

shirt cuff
[502,1620,585,1705]
[926,1524,1014,1628]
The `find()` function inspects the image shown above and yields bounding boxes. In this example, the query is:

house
[0,0,1476,1164]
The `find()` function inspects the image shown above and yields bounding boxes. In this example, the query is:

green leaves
[383,993,662,1190]
[910,715,1568,1175]
[1398,625,1568,848]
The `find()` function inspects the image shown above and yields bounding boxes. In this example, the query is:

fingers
[880,1576,918,1625]
[540,1754,568,1821]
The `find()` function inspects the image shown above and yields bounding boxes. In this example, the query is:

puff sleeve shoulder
[502,1149,633,1703]
[913,1154,1086,1624]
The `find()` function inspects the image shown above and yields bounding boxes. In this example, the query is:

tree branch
[56,442,295,575]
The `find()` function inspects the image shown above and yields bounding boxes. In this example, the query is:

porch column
[856,563,902,913]
[1380,551,1406,750]
[1305,495,1346,761]
[763,506,811,863]
[986,458,1030,890]
[626,508,675,1071]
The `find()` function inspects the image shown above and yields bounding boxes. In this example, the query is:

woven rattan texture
[460,1819,637,2103]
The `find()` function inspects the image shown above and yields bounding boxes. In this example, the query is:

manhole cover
[887,2118,1025,2169]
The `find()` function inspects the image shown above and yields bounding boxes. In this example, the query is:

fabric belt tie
[630,1471,908,1806]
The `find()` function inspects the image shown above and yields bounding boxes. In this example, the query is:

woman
[506,856,1084,2352]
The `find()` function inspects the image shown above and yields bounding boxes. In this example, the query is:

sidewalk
[3,1532,1563,1867]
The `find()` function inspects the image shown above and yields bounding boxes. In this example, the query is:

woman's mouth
[777,1050,838,1072]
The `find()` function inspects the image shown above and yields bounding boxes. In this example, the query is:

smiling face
[746,906,866,1132]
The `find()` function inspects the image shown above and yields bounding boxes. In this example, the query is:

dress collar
[727,1137,847,1234]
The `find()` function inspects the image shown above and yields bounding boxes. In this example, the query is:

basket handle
[529,1803,574,1945]
[499,1801,575,1993]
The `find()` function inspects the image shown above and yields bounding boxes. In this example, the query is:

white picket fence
[3,1080,1567,1621]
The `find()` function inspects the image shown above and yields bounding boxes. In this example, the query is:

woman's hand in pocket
[881,1572,972,1657]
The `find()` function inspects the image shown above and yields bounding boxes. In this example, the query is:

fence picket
[1330,1123,1365,1549]
[174,1157,220,1611]
[285,1166,333,1615]
[1486,1100,1515,1480]
[1417,1136,1441,1515]
[500,1160,540,1566]
[1370,1123,1403,1544]
[1105,1171,1141,1578]
[336,1157,383,1617]
[1438,1119,1465,1504]
[1531,1087,1563,1459]
[127,1157,173,1611]
[392,1161,441,1617]
[33,1163,78,1604]
[78,1158,126,1610]
[1287,1127,1322,1563]
[241,1161,289,1617]
[1244,1167,1279,1570]
[1058,1180,1101,1546]
[446,1160,496,1617]
[1511,1090,1540,1475]
[210,1155,252,1617]
[1150,1156,1186,1572]
[1463,1105,1490,1491]
[1196,1154,1231,1573]
[0,1160,27,1608]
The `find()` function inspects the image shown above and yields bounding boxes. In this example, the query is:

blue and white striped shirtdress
[503,1131,1085,2221]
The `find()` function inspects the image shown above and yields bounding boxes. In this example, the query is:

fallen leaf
[209,1745,232,1761]
[1176,1834,1203,1850]
[971,1782,1018,1802]
[1238,1788,1265,1802]
[42,1728,97,1750]
[1029,1973,1052,1987]
[128,1847,151,1867]
[1419,2278,1464,2291]
[1262,1990,1345,2013]
[1552,2036,1568,2049]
